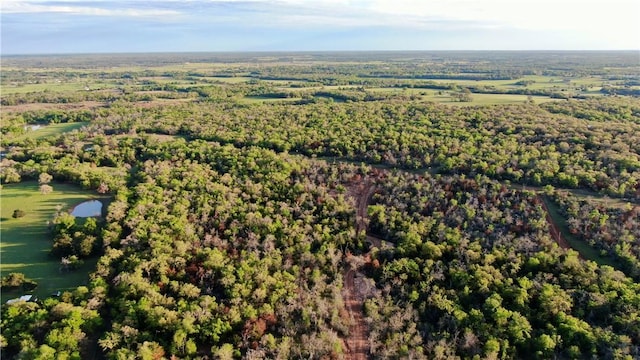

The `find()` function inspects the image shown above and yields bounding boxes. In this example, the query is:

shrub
[1,272,37,290]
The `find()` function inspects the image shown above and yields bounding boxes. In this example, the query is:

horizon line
[3,49,640,57]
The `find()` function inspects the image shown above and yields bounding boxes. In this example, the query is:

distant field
[202,76,253,83]
[382,75,608,95]
[0,181,100,303]
[138,76,196,85]
[2,82,87,94]
[263,79,310,86]
[274,85,359,92]
[2,101,104,113]
[430,93,560,105]
[240,89,560,106]
[10,122,88,141]
[367,87,560,105]
[2,81,118,94]
[417,78,518,87]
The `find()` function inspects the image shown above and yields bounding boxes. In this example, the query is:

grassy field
[2,82,118,94]
[202,76,253,83]
[0,181,101,303]
[367,88,560,105]
[10,122,88,142]
[377,75,608,95]
[433,93,559,105]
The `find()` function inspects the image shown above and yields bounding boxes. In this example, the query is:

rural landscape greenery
[0,51,639,359]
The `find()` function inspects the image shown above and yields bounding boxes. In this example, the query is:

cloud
[4,0,638,33]
[2,0,181,17]
[2,0,638,53]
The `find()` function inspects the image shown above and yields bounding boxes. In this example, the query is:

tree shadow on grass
[0,193,35,198]
[1,224,96,303]
[0,258,97,303]
[1,181,100,302]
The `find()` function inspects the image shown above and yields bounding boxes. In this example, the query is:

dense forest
[1,52,639,359]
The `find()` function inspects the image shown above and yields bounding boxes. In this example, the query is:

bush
[60,255,84,271]
[12,209,26,218]
[1,272,37,290]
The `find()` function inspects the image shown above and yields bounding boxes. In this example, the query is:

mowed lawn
[10,122,88,142]
[0,181,98,302]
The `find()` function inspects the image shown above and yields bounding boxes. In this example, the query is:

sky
[1,0,639,54]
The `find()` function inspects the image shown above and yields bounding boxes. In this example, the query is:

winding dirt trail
[341,177,380,359]
[343,268,369,360]
[353,180,377,233]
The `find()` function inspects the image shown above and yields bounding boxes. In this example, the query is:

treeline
[84,99,640,198]
[1,128,130,191]
[388,82,577,99]
[541,97,640,123]
[1,90,116,106]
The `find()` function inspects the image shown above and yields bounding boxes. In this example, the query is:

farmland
[1,51,639,359]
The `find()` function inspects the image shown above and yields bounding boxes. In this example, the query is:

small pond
[71,200,103,217]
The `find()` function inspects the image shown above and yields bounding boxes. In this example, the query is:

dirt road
[343,269,369,359]
[342,177,379,359]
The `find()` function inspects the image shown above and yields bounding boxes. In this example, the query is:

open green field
[2,82,87,94]
[0,181,100,303]
[10,122,88,141]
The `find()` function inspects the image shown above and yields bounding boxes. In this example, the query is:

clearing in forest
[7,122,88,142]
[0,181,99,302]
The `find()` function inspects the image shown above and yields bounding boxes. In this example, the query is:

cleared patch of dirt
[345,176,377,234]
[343,268,370,360]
